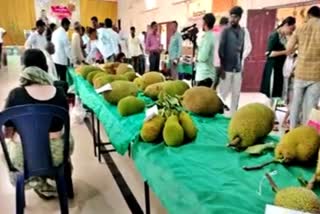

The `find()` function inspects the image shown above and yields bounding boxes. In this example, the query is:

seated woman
[4,49,74,200]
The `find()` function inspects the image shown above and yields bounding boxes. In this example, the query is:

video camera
[181,24,199,43]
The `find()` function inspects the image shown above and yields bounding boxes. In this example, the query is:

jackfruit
[103,62,118,74]
[116,63,135,75]
[77,65,103,78]
[228,103,275,149]
[124,71,137,81]
[93,76,110,89]
[141,115,165,142]
[163,115,184,147]
[87,70,102,84]
[103,80,139,105]
[134,77,144,90]
[92,72,108,86]
[275,126,320,163]
[139,72,165,90]
[182,87,223,117]
[162,80,190,97]
[144,82,166,100]
[179,111,197,140]
[117,96,145,116]
[275,187,320,213]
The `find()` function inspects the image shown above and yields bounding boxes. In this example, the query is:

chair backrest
[0,104,70,179]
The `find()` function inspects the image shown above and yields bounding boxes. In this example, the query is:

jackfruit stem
[307,174,317,190]
[228,137,241,147]
[265,173,279,192]
[243,159,276,171]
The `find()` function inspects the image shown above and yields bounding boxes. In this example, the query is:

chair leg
[65,162,74,199]
[56,169,69,214]
[16,174,25,214]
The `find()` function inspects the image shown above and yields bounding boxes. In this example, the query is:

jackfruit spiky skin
[87,71,102,84]
[228,103,275,149]
[117,96,145,116]
[124,71,137,81]
[77,65,103,78]
[134,77,144,90]
[162,80,190,97]
[141,115,165,142]
[103,81,139,105]
[116,63,135,75]
[179,111,197,140]
[103,62,118,74]
[144,82,166,100]
[275,126,320,163]
[92,73,108,86]
[182,87,223,117]
[139,72,165,90]
[275,187,320,213]
[163,115,184,147]
[93,76,110,89]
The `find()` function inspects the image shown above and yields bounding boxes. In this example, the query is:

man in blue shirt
[168,21,183,79]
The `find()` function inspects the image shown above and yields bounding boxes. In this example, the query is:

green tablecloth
[68,68,149,155]
[166,61,193,75]
[132,115,317,214]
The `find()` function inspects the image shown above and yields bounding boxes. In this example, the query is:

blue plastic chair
[0,104,74,214]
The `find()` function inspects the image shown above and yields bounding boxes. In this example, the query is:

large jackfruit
[139,72,165,90]
[116,63,135,75]
[162,80,190,97]
[275,126,320,163]
[124,71,137,81]
[179,111,197,140]
[87,70,102,84]
[92,73,108,87]
[141,115,165,142]
[144,82,166,100]
[163,115,184,147]
[134,77,144,90]
[77,65,103,78]
[275,187,320,213]
[228,103,274,149]
[182,87,223,117]
[103,62,117,74]
[103,81,139,105]
[117,96,145,116]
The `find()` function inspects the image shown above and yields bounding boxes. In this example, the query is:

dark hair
[151,21,157,27]
[49,23,56,31]
[105,18,113,28]
[23,49,48,72]
[81,26,85,33]
[36,19,46,28]
[308,6,320,18]
[278,16,296,29]
[203,13,216,29]
[173,21,178,27]
[230,6,243,17]
[91,16,98,22]
[130,26,135,31]
[220,17,229,25]
[88,27,97,35]
[116,52,126,62]
[61,18,71,26]
[74,26,81,33]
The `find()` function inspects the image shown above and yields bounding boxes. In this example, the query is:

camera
[181,24,199,43]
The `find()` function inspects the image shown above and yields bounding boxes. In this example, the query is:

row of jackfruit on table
[76,64,320,212]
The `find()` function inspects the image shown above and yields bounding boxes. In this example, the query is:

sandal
[34,180,58,200]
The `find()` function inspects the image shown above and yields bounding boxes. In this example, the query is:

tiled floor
[0,55,284,214]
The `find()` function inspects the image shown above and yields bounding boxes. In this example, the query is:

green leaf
[245,142,276,155]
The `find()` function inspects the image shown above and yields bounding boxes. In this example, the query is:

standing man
[0,26,6,69]
[168,21,183,79]
[287,6,320,129]
[219,6,252,115]
[25,20,47,50]
[51,18,72,81]
[91,16,99,29]
[128,26,144,74]
[146,21,161,71]
[195,13,216,87]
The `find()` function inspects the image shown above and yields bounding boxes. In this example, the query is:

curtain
[0,0,36,45]
[80,0,117,28]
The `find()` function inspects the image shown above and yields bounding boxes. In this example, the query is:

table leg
[91,111,97,157]
[144,181,150,214]
[97,119,102,162]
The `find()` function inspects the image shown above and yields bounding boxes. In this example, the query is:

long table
[68,68,317,214]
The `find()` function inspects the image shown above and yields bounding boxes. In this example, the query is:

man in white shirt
[51,18,71,81]
[128,26,143,74]
[25,20,47,50]
[97,18,121,62]
[0,27,6,69]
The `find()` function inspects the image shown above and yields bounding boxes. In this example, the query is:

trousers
[54,64,68,82]
[219,71,242,115]
[290,79,320,129]
[149,52,160,71]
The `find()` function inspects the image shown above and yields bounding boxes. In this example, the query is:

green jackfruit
[116,63,135,75]
[124,71,137,81]
[118,96,145,116]
[103,80,139,105]
[179,111,197,140]
[86,70,102,84]
[92,73,108,86]
[93,76,110,89]
[163,115,184,147]
[228,103,274,149]
[134,77,143,90]
[275,187,320,213]
[77,65,103,78]
[139,72,165,90]
[275,126,320,163]
[162,80,190,97]
[182,87,223,117]
[144,82,166,100]
[141,115,165,142]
